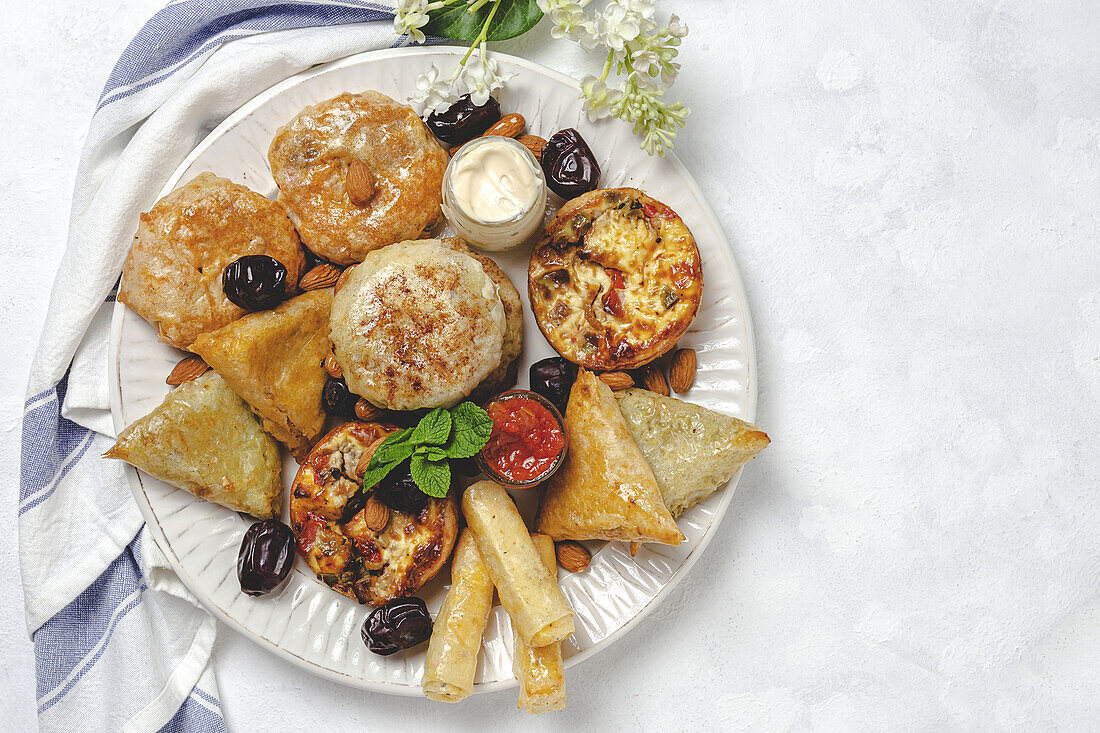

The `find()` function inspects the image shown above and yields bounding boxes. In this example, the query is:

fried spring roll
[462,481,574,647]
[513,533,567,713]
[422,530,495,702]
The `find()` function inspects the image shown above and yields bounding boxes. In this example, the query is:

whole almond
[642,365,669,396]
[355,435,388,478]
[346,160,376,206]
[166,355,209,386]
[449,113,527,156]
[486,113,526,138]
[556,540,592,573]
[362,495,390,532]
[300,263,342,291]
[355,398,383,422]
[669,348,697,394]
[323,353,343,379]
[598,371,634,390]
[517,134,547,160]
[334,266,355,296]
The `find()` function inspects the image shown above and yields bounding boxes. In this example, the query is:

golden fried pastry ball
[268,91,448,266]
[118,172,306,349]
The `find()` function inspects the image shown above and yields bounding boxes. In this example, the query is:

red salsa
[481,395,565,484]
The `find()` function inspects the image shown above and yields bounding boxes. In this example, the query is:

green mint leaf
[411,408,452,446]
[370,428,416,465]
[422,0,543,42]
[444,402,494,459]
[422,446,448,462]
[410,453,451,498]
[361,458,402,492]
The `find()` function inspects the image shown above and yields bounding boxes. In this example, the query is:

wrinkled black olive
[322,377,359,418]
[425,94,501,146]
[237,519,295,596]
[541,128,601,199]
[362,597,433,655]
[529,357,578,413]
[373,461,429,515]
[222,255,288,311]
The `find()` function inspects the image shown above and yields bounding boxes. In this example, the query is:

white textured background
[3,1,1099,730]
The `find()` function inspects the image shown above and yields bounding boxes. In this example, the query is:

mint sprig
[444,402,494,459]
[361,402,494,499]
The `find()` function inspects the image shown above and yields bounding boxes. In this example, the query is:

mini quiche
[289,421,459,605]
[529,188,703,371]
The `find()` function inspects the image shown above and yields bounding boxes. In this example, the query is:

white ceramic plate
[109,47,757,695]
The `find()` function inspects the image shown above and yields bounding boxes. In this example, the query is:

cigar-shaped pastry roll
[513,534,567,713]
[422,530,495,702]
[462,481,574,647]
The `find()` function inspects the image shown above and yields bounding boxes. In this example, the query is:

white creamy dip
[441,136,548,252]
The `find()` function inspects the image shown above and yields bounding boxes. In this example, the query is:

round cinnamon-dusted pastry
[330,240,512,411]
[528,188,703,371]
[268,91,448,266]
[289,421,459,605]
[118,173,306,349]
[438,237,524,403]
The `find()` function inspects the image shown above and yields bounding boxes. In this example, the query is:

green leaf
[371,428,416,465]
[422,446,448,461]
[411,408,452,446]
[422,0,544,42]
[444,401,494,458]
[360,458,403,492]
[410,453,452,498]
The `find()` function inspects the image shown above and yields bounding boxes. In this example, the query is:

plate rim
[109,44,758,696]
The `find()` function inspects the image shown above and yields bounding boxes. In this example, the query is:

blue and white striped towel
[20,3,405,730]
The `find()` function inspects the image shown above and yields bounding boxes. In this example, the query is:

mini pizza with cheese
[289,421,459,605]
[529,187,703,371]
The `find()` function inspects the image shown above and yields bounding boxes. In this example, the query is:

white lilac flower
[457,45,516,106]
[537,0,591,11]
[666,13,688,39]
[619,0,656,17]
[592,3,642,52]
[410,64,457,114]
[550,7,593,41]
[394,0,431,44]
[618,0,656,28]
[631,31,682,85]
[580,75,622,121]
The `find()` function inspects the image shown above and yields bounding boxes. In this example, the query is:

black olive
[425,94,501,146]
[530,357,578,413]
[373,461,430,515]
[322,377,359,418]
[222,255,288,311]
[237,519,295,596]
[362,597,433,656]
[541,128,601,199]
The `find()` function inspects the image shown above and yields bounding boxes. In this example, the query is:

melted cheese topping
[288,422,457,605]
[529,189,703,370]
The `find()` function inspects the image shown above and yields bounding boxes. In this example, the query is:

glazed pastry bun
[269,91,448,266]
[330,239,520,411]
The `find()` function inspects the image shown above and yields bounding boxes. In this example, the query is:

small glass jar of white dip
[441,136,548,252]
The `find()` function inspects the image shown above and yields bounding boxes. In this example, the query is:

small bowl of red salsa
[477,390,567,488]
